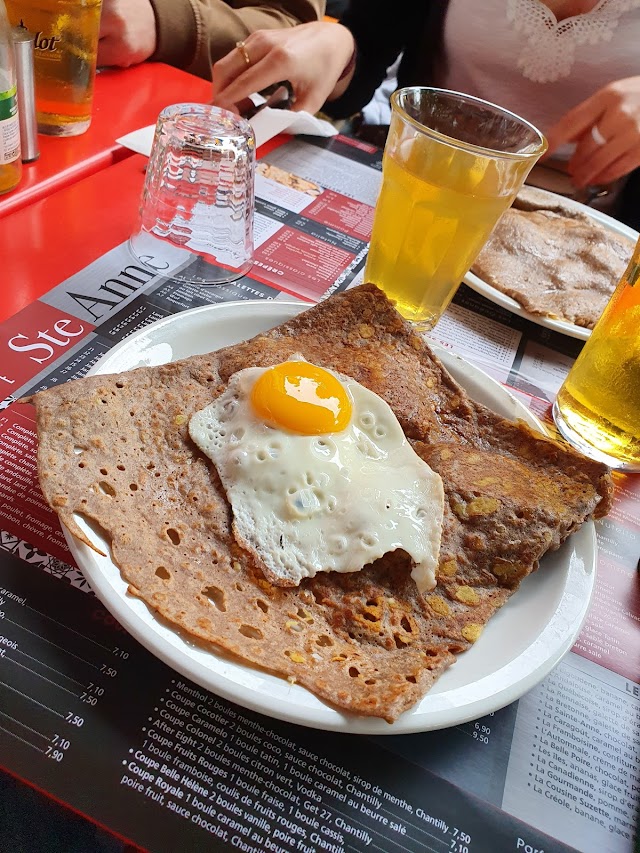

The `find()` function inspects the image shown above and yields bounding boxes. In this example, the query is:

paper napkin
[116,106,337,156]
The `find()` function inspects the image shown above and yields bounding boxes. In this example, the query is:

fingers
[546,90,607,154]
[213,33,284,105]
[212,39,260,94]
[546,77,640,186]
[587,148,640,186]
[98,7,122,39]
[567,126,604,181]
[569,101,638,186]
[571,129,640,186]
[98,36,129,67]
[212,22,348,115]
[215,55,292,112]
[98,4,124,65]
[97,0,156,67]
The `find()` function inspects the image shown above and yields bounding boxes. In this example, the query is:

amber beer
[553,235,640,471]
[6,0,102,135]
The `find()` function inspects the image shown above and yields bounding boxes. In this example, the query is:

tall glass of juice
[553,236,640,471]
[365,87,547,330]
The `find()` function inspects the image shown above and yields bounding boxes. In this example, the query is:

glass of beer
[6,0,102,136]
[553,236,640,471]
[364,87,547,330]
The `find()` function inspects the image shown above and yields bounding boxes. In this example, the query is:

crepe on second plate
[472,186,634,329]
[31,285,612,723]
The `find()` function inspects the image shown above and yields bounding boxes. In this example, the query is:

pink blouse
[439,0,640,140]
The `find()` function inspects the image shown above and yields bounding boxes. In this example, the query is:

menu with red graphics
[0,134,639,853]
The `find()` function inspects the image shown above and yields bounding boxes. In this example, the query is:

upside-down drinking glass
[129,103,255,285]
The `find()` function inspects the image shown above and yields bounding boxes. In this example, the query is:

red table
[1,155,146,322]
[0,63,211,219]
[1,135,287,323]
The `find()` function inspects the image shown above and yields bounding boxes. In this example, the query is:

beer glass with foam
[364,88,547,330]
[553,236,640,471]
[6,0,102,136]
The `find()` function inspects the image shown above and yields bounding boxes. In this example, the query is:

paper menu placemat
[116,106,337,155]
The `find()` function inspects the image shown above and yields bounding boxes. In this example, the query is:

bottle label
[0,87,21,165]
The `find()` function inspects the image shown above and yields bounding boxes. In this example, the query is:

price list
[377,703,521,811]
[0,551,580,853]
[502,654,640,852]
[0,552,143,808]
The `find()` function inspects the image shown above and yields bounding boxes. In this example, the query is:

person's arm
[323,0,410,119]
[212,0,414,118]
[98,0,325,79]
[545,76,640,188]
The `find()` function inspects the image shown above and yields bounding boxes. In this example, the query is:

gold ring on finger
[236,40,251,67]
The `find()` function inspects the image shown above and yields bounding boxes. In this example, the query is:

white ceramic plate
[70,300,597,734]
[463,194,639,341]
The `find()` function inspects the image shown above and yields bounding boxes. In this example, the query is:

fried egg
[189,359,444,592]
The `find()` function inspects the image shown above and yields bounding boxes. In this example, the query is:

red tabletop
[1,135,287,323]
[0,63,211,219]
[1,154,147,322]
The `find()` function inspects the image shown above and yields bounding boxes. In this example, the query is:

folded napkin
[116,106,337,156]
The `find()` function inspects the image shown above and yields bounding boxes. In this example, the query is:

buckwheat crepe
[30,285,612,722]
[472,186,634,329]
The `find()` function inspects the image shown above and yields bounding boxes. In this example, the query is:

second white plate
[463,192,639,341]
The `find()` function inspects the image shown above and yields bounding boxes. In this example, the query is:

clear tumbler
[130,103,255,285]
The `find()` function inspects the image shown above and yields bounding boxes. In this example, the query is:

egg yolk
[251,362,352,435]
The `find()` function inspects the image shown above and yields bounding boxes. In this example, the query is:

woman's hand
[98,0,157,67]
[211,21,356,114]
[546,76,640,187]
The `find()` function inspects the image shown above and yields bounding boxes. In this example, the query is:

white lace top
[440,0,640,142]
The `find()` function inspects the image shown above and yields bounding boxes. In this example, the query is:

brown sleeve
[149,0,326,80]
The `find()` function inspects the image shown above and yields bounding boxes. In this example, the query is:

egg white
[189,363,444,591]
